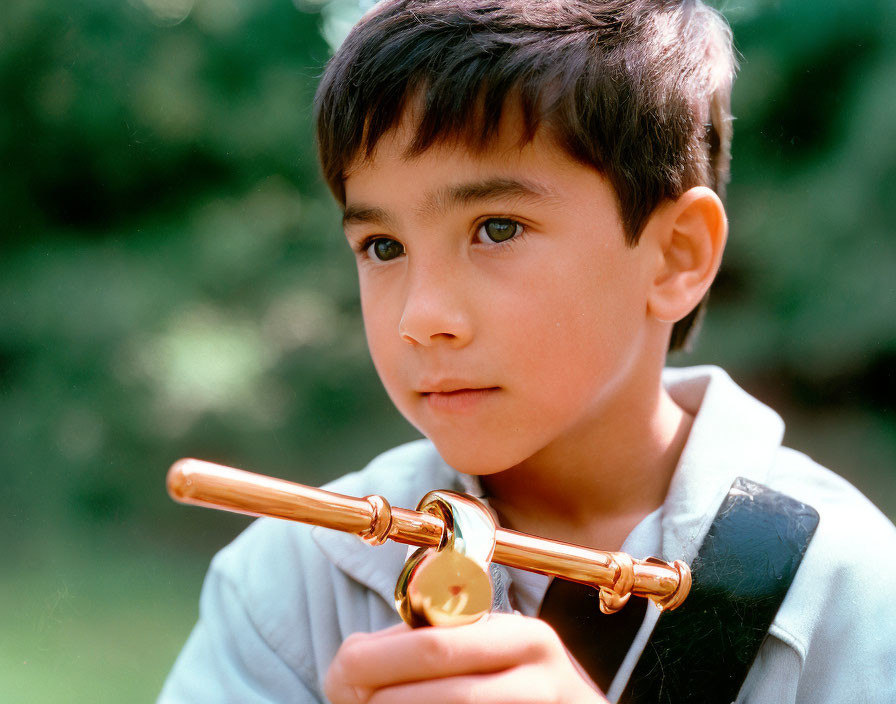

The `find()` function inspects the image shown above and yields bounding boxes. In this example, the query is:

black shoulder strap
[620,477,819,703]
[539,478,819,703]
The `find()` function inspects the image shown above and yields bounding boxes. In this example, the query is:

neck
[480,371,692,549]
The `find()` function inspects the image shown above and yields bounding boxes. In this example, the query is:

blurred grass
[1,537,211,704]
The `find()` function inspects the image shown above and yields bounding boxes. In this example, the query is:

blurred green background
[1,0,893,700]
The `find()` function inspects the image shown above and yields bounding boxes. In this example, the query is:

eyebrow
[341,205,397,230]
[342,176,558,229]
[428,177,558,212]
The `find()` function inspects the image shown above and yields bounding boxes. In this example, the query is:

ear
[645,186,728,324]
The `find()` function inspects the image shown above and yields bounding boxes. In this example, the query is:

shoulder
[665,367,896,699]
[764,448,896,699]
[766,446,895,558]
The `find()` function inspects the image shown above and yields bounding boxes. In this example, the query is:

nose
[398,263,473,348]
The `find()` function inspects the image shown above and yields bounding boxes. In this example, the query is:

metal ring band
[360,494,393,546]
[599,551,635,614]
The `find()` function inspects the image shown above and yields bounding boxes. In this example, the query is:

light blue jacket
[159,366,896,702]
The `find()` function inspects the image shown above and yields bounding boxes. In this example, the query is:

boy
[160,1,896,702]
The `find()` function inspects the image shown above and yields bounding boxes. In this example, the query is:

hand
[324,612,610,703]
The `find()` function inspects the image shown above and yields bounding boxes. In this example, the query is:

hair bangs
[317,10,583,203]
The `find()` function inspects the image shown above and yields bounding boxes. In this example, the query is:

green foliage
[0,0,418,551]
[696,0,896,383]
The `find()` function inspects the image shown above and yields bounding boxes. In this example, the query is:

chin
[429,438,528,477]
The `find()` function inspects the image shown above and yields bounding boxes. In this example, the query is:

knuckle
[522,618,560,659]
[336,632,368,671]
[415,629,454,670]
[341,630,368,649]
[325,659,370,704]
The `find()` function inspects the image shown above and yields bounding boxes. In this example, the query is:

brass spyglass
[167,458,691,616]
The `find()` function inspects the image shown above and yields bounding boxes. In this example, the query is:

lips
[418,385,500,413]
[416,377,498,394]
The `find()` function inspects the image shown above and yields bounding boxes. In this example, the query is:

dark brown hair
[315,0,736,350]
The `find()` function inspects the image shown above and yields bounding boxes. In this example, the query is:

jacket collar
[660,365,784,562]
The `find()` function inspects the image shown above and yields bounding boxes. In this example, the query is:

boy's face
[342,113,660,476]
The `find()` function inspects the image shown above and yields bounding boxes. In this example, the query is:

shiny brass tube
[167,458,691,612]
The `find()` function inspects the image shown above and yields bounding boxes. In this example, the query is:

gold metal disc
[397,548,492,627]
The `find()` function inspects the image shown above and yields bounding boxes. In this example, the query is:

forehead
[342,103,603,214]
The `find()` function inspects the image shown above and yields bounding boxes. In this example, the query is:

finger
[365,665,608,704]
[354,622,412,638]
[325,624,411,702]
[368,671,531,704]
[324,651,367,704]
[334,614,556,690]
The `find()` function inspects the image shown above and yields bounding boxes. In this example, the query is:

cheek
[360,287,401,379]
[498,258,645,395]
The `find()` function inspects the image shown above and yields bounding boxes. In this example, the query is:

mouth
[419,386,500,412]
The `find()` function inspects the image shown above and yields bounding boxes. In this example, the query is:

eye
[475,218,523,244]
[365,237,405,261]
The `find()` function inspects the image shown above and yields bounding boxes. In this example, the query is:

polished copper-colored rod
[168,458,446,546]
[493,528,685,603]
[167,458,690,610]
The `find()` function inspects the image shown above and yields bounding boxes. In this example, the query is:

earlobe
[646,186,728,324]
